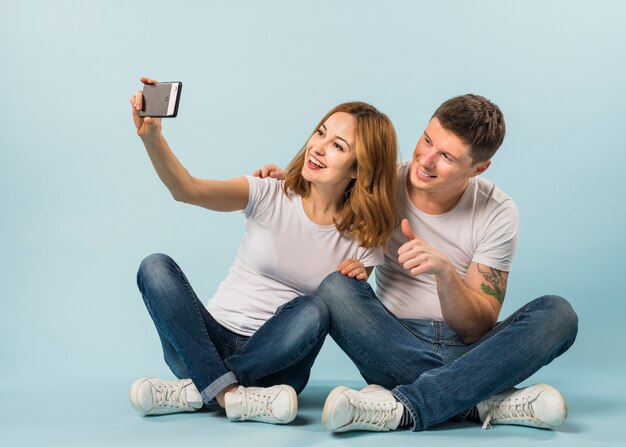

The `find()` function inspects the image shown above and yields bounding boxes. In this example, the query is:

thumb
[401,218,417,241]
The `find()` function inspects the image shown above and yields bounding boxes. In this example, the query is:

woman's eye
[334,143,344,151]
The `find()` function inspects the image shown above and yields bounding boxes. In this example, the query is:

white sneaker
[322,385,404,432]
[477,384,567,429]
[130,378,203,415]
[224,385,297,424]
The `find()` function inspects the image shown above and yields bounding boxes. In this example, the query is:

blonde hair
[284,102,398,248]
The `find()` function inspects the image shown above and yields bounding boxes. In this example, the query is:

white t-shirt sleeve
[472,198,519,272]
[356,245,385,268]
[243,175,278,220]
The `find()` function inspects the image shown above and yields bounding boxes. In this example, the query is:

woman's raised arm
[130,77,249,212]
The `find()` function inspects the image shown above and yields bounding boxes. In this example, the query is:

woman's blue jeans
[136,253,330,405]
[316,272,578,431]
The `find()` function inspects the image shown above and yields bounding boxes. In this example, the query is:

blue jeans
[316,272,578,431]
[136,253,330,405]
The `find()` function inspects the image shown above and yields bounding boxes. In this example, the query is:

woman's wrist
[140,131,164,147]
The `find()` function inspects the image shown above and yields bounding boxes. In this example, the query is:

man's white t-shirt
[375,161,519,321]
[207,176,384,336]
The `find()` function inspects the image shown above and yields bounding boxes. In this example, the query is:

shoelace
[349,396,397,431]
[153,381,191,411]
[481,393,538,430]
[240,389,273,420]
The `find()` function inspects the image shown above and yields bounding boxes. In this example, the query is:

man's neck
[406,177,470,216]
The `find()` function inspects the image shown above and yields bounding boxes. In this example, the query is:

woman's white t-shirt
[206,176,384,336]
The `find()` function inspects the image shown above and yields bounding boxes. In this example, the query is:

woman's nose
[313,140,326,155]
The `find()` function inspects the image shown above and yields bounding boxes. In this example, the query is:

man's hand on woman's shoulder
[252,164,285,179]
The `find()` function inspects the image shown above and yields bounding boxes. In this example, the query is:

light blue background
[1,1,624,445]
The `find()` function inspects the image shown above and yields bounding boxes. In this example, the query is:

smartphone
[139,81,182,118]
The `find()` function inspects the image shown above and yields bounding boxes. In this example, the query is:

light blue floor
[2,367,623,446]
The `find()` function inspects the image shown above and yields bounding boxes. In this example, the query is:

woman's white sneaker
[224,385,297,424]
[477,383,567,429]
[130,378,203,415]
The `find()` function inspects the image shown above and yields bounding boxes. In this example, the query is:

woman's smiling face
[302,111,357,192]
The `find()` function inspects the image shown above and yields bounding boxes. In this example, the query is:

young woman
[128,77,398,424]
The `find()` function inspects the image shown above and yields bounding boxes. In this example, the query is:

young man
[313,94,578,432]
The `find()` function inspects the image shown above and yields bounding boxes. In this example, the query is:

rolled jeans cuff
[200,371,238,405]
[392,388,421,432]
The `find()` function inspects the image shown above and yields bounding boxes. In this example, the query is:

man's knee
[534,294,579,347]
[316,271,364,306]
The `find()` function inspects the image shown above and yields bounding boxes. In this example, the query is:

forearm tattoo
[478,264,506,304]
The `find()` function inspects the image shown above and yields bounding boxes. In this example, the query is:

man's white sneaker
[322,385,404,432]
[477,383,567,429]
[130,378,203,415]
[224,385,297,424]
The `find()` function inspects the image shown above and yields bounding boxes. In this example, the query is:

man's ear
[472,160,491,177]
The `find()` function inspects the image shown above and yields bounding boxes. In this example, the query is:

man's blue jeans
[316,272,578,431]
[136,253,330,405]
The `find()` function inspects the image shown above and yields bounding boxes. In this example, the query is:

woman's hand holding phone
[130,77,163,141]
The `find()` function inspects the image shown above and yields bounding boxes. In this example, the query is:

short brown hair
[433,94,506,163]
[284,102,398,248]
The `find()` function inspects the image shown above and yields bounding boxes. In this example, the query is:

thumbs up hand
[401,218,417,241]
[397,219,449,276]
